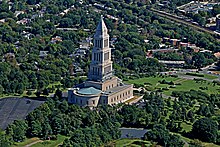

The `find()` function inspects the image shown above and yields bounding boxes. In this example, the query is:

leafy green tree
[213,5,220,16]
[191,117,218,143]
[6,120,27,142]
[54,89,62,99]
[0,131,11,147]
[144,124,170,146]
[0,85,3,96]
[167,134,184,147]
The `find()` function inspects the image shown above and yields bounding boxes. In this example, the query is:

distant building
[68,16,133,108]
[50,36,62,44]
[39,51,48,58]
[216,14,220,31]
[214,52,220,58]
[159,60,185,67]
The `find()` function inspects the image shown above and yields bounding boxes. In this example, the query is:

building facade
[68,16,133,108]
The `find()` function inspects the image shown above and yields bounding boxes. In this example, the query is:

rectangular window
[104,52,109,60]
[98,40,101,48]
[92,100,95,104]
[104,39,108,47]
[104,65,111,74]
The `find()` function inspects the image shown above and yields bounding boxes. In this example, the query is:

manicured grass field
[203,74,219,80]
[126,76,179,86]
[126,76,220,96]
[113,136,220,147]
[31,135,68,147]
[163,80,220,95]
[112,139,151,147]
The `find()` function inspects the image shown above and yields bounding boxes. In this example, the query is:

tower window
[104,52,109,60]
[104,39,108,47]
[104,65,111,74]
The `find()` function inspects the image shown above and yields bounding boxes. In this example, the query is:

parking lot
[0,97,45,130]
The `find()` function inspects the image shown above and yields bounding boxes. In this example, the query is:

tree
[27,0,37,5]
[6,120,27,142]
[54,89,62,99]
[213,5,220,16]
[144,124,170,146]
[26,90,32,96]
[43,88,49,96]
[167,134,184,147]
[0,85,3,95]
[0,131,11,147]
[191,117,218,143]
[16,83,25,94]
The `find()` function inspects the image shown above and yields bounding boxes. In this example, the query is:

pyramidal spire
[95,15,108,37]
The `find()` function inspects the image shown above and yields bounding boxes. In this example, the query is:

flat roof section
[77,87,101,95]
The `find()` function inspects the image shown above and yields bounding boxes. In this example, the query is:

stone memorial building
[68,16,133,108]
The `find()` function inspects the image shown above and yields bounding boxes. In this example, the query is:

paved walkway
[24,140,43,147]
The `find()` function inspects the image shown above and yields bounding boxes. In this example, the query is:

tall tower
[88,16,113,81]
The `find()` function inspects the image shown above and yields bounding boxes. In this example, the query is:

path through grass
[12,137,40,147]
[31,135,68,147]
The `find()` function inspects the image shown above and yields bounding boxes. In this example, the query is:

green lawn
[31,135,68,147]
[113,137,220,147]
[126,76,220,96]
[111,139,151,147]
[203,74,218,80]
[126,76,179,86]
[163,80,220,95]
